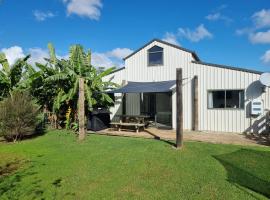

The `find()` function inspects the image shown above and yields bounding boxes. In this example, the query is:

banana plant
[42,43,117,140]
[0,53,30,100]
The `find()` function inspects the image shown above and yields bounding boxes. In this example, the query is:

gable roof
[192,61,263,75]
[123,39,200,61]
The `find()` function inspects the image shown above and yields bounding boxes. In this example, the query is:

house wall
[104,40,270,133]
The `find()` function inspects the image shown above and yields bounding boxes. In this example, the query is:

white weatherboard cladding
[104,40,270,133]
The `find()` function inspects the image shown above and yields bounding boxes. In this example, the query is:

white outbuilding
[104,39,270,133]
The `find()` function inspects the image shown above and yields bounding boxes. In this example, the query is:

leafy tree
[37,44,117,140]
[0,53,30,100]
[0,91,41,142]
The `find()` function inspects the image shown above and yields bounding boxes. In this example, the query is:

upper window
[208,90,244,109]
[148,46,163,66]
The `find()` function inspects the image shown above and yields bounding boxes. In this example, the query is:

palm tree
[0,53,30,100]
[43,44,116,140]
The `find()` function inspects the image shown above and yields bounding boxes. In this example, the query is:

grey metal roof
[123,39,200,61]
[109,67,125,75]
[192,61,263,75]
[107,80,176,93]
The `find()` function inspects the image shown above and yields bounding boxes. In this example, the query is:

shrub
[0,91,41,142]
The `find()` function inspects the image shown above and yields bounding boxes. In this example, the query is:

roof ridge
[123,38,200,61]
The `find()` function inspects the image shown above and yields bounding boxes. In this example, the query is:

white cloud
[107,48,133,60]
[1,46,25,66]
[28,48,49,65]
[237,9,270,44]
[33,10,56,21]
[178,24,213,42]
[162,32,180,45]
[252,9,270,29]
[92,47,133,68]
[206,13,221,21]
[249,30,270,44]
[261,50,270,65]
[1,45,131,69]
[63,0,102,20]
[92,52,114,68]
[206,12,232,23]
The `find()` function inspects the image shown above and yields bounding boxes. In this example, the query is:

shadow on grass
[0,158,45,200]
[213,149,270,198]
[144,129,176,147]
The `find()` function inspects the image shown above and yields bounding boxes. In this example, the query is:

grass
[0,130,269,200]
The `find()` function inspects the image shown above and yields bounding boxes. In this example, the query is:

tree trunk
[78,77,86,140]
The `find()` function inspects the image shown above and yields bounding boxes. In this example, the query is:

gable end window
[208,90,244,109]
[148,45,163,66]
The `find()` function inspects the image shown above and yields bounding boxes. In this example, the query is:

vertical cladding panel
[126,93,140,115]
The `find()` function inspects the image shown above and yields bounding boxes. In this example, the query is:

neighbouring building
[104,39,270,133]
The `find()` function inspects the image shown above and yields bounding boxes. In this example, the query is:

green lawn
[0,130,269,200]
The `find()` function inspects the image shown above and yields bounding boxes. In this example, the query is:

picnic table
[110,115,150,133]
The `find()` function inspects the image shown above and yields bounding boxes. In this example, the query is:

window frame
[147,46,164,66]
[207,89,245,110]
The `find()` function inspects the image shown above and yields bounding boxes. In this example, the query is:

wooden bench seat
[110,122,145,133]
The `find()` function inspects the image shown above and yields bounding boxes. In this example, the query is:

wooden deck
[90,127,267,146]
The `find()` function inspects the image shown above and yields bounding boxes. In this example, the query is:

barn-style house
[104,39,270,133]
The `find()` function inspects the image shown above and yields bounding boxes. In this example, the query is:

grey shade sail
[107,80,176,93]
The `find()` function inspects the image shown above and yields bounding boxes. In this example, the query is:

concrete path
[93,127,268,147]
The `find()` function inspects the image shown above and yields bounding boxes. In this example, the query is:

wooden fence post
[193,76,198,131]
[176,68,183,148]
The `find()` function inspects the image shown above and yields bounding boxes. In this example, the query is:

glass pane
[209,91,225,108]
[226,90,238,108]
[148,45,163,52]
[149,52,163,65]
[226,90,244,109]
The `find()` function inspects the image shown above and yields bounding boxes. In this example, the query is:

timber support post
[122,80,127,115]
[78,77,86,141]
[176,68,183,149]
[192,76,198,131]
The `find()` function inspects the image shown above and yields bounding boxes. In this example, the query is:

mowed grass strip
[0,130,269,200]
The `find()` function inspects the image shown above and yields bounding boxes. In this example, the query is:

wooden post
[122,80,127,115]
[78,77,86,141]
[176,68,183,148]
[192,76,198,131]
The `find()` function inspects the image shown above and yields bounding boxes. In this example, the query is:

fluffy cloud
[63,0,102,20]
[33,10,56,21]
[28,48,50,65]
[92,48,133,68]
[92,52,114,67]
[162,32,180,45]
[252,9,270,29]
[249,30,270,44]
[261,50,270,65]
[205,4,232,24]
[178,24,213,42]
[237,9,270,44]
[106,48,133,60]
[206,13,221,21]
[1,46,25,66]
[1,45,132,69]
[206,13,232,23]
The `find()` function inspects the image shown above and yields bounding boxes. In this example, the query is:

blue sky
[0,0,270,72]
